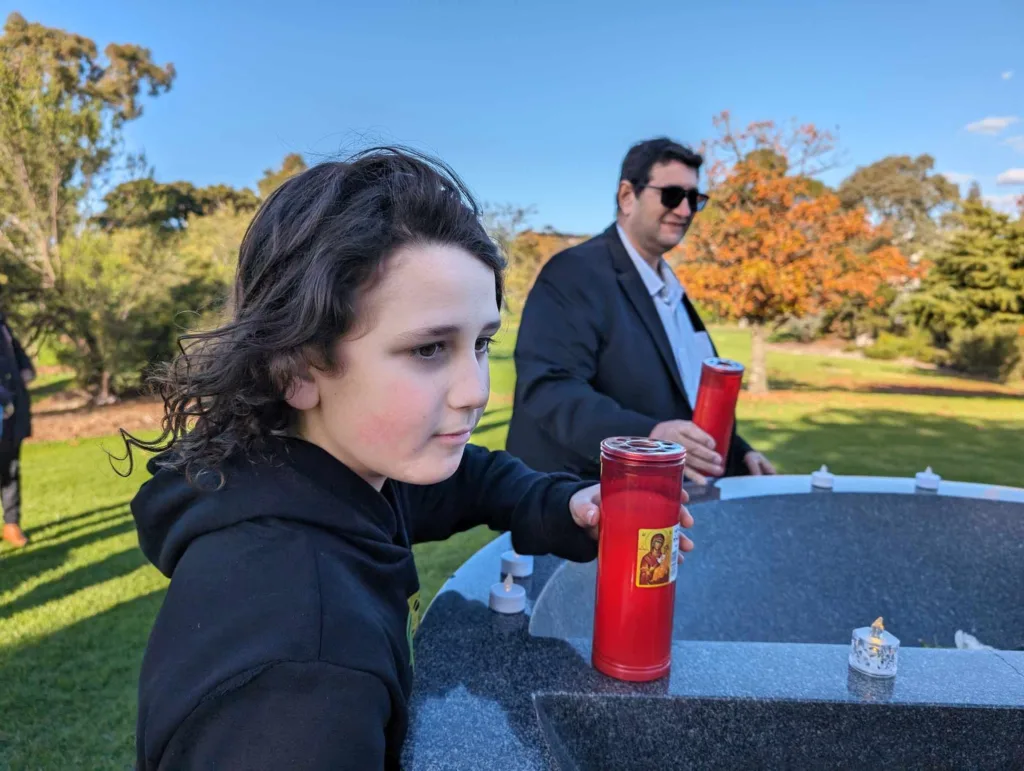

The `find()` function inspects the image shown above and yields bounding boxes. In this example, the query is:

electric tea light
[849,617,900,678]
[500,549,533,578]
[489,573,526,615]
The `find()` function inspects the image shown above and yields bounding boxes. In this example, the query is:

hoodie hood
[131,437,403,577]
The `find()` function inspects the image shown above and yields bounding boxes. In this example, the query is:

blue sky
[12,0,1024,232]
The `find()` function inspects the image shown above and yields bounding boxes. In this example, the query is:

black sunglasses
[639,184,709,213]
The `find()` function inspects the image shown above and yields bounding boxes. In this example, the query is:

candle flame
[503,573,514,592]
[870,617,885,640]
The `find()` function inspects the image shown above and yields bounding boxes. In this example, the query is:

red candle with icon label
[690,358,745,474]
[592,437,686,682]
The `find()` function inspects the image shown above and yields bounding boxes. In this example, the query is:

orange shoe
[2,523,27,548]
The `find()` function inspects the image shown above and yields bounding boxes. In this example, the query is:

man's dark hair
[617,137,703,209]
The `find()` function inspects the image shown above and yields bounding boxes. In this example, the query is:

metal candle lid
[600,437,686,464]
[702,357,745,375]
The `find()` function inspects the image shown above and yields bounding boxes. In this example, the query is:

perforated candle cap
[702,357,745,376]
[601,437,686,465]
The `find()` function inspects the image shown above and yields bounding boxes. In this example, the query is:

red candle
[690,357,745,473]
[592,437,686,682]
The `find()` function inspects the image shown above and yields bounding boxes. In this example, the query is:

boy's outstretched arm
[406,444,597,563]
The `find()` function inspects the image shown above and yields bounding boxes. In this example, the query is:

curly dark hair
[116,146,505,485]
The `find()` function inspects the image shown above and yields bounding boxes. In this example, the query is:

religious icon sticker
[635,525,679,587]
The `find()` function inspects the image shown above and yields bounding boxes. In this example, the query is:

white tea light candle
[501,550,534,578]
[849,617,900,678]
[915,466,941,491]
[811,465,835,490]
[489,574,526,614]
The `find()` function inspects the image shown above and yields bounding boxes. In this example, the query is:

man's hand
[649,420,723,485]
[569,485,695,562]
[2,403,13,419]
[744,451,776,476]
[20,369,34,384]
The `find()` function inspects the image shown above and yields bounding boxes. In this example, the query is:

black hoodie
[131,437,596,770]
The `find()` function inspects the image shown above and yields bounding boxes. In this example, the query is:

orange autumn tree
[676,112,913,393]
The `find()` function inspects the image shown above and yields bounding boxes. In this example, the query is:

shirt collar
[616,224,683,302]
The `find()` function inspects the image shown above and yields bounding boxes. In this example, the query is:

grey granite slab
[403,478,1024,770]
[531,493,1024,650]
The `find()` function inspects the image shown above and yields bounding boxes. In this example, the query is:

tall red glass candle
[592,437,686,682]
[690,357,745,472]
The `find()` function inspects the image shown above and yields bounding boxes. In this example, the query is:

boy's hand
[568,485,695,561]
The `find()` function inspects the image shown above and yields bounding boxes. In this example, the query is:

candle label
[635,526,677,587]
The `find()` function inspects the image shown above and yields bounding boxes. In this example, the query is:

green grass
[1,326,1023,769]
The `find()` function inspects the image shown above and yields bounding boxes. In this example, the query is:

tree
[483,204,534,314]
[258,153,307,199]
[838,154,960,255]
[95,177,258,231]
[910,199,1024,348]
[676,111,913,393]
[0,13,174,288]
[482,204,584,314]
[57,228,184,400]
[0,13,173,400]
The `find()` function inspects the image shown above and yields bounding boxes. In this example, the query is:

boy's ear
[284,375,319,410]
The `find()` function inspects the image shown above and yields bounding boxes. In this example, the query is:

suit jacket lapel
[604,226,689,402]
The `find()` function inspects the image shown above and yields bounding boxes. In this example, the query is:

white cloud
[996,168,1024,185]
[1002,70,1014,80]
[1005,135,1024,153]
[984,193,1021,213]
[940,171,974,184]
[965,116,1019,135]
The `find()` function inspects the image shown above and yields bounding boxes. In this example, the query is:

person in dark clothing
[507,137,776,484]
[123,148,695,770]
[0,309,35,548]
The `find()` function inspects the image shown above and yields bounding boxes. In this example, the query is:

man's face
[619,160,700,257]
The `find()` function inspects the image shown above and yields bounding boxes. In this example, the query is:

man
[507,137,775,484]
[0,306,35,548]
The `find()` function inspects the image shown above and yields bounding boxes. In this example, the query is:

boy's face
[295,242,500,489]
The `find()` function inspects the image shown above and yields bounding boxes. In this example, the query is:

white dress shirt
[616,225,714,409]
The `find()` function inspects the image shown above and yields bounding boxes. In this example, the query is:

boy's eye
[414,342,445,359]
[475,337,494,354]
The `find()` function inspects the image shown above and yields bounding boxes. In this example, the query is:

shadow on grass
[0,590,164,770]
[770,370,1024,399]
[764,376,1023,400]
[744,408,1024,487]
[0,546,147,623]
[28,374,76,400]
[0,512,136,596]
[26,501,133,547]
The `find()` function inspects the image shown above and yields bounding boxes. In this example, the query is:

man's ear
[617,180,636,216]
[284,374,319,410]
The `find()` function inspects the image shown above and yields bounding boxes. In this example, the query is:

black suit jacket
[506,225,753,481]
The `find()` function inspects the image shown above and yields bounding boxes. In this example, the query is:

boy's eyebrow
[398,318,503,341]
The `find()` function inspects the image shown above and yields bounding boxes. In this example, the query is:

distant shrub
[770,314,826,343]
[947,324,1023,383]
[864,329,939,363]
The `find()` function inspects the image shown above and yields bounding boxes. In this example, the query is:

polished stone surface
[402,476,1024,770]
[531,493,1024,650]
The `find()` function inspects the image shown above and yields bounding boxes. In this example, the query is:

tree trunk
[96,369,113,405]
[749,321,769,394]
